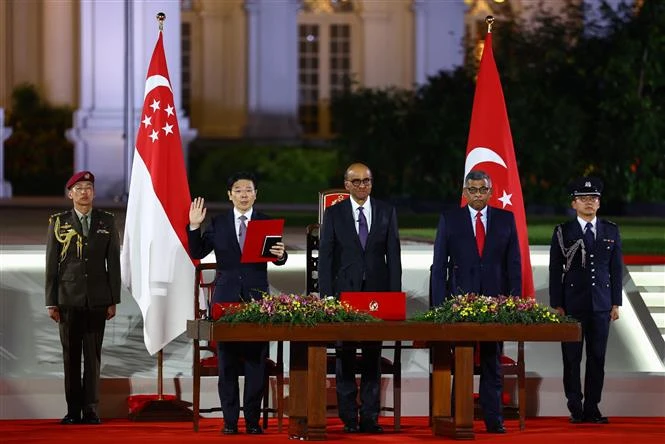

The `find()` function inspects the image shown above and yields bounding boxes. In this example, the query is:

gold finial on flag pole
[156,12,166,31]
[486,15,495,34]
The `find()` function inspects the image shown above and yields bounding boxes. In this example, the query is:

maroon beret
[66,171,95,189]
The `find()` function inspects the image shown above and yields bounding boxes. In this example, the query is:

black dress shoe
[81,412,102,425]
[359,421,384,434]
[585,415,609,424]
[569,415,584,424]
[343,423,359,433]
[246,424,263,434]
[60,414,80,425]
[487,424,506,434]
[221,422,238,434]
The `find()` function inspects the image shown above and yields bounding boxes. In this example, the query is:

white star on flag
[165,104,175,117]
[142,115,152,128]
[162,123,174,136]
[149,99,160,112]
[498,190,513,208]
[149,129,159,142]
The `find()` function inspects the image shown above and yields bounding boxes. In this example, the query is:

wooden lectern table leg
[431,342,452,435]
[289,342,308,439]
[306,343,327,440]
[192,340,201,432]
[432,342,475,440]
[454,343,475,439]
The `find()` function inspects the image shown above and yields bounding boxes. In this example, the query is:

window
[298,4,358,138]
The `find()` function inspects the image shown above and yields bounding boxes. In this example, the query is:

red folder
[240,219,285,263]
[340,291,406,321]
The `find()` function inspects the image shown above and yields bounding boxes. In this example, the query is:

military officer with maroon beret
[45,171,121,425]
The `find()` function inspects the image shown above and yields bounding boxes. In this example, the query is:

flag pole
[127,12,192,422]
[486,15,494,34]
[156,9,166,403]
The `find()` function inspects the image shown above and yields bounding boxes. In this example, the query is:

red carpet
[1,417,664,443]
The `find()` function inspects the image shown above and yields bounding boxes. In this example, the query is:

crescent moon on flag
[463,147,508,178]
[144,75,172,99]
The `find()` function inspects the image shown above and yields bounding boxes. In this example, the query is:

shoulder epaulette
[48,210,68,223]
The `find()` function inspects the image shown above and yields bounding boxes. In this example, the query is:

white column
[360,0,414,89]
[67,1,195,199]
[413,0,466,85]
[244,0,301,138]
[0,108,13,197]
[42,0,76,106]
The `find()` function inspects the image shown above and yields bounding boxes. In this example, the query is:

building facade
[0,0,619,197]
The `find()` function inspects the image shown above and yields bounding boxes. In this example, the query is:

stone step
[642,293,665,308]
[652,313,665,329]
[630,271,665,288]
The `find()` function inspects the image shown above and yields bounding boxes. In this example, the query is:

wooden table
[187,320,580,440]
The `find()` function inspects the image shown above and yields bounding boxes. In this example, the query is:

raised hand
[189,197,207,229]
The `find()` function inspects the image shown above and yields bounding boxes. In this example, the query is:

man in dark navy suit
[188,171,287,435]
[431,170,521,434]
[318,162,402,434]
[549,177,622,425]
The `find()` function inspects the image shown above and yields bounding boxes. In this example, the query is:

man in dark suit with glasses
[318,162,402,434]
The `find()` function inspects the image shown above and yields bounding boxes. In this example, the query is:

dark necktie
[584,222,595,251]
[81,215,89,237]
[238,215,247,251]
[475,212,485,256]
[358,207,368,249]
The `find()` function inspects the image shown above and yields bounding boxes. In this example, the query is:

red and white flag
[121,32,195,355]
[463,33,535,298]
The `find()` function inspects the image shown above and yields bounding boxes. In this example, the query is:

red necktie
[475,212,485,256]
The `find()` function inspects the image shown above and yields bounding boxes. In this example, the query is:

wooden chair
[191,263,284,432]
[306,224,402,430]
[427,265,526,430]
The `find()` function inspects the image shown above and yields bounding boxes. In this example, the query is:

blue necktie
[358,207,368,249]
[584,222,595,251]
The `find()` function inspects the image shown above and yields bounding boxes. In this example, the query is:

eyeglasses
[346,178,372,187]
[576,195,599,203]
[72,186,93,193]
[465,187,490,195]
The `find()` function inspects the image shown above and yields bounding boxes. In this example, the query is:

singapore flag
[463,32,535,297]
[121,32,195,355]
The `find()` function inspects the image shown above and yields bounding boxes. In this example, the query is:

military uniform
[549,177,622,423]
[45,172,121,423]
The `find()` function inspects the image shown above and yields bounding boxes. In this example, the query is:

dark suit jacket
[549,218,623,314]
[188,209,287,303]
[318,197,402,297]
[431,205,521,306]
[45,208,121,308]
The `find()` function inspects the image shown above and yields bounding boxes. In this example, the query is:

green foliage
[4,84,74,195]
[330,1,665,208]
[331,86,415,197]
[411,294,574,324]
[188,142,340,202]
[215,294,378,326]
